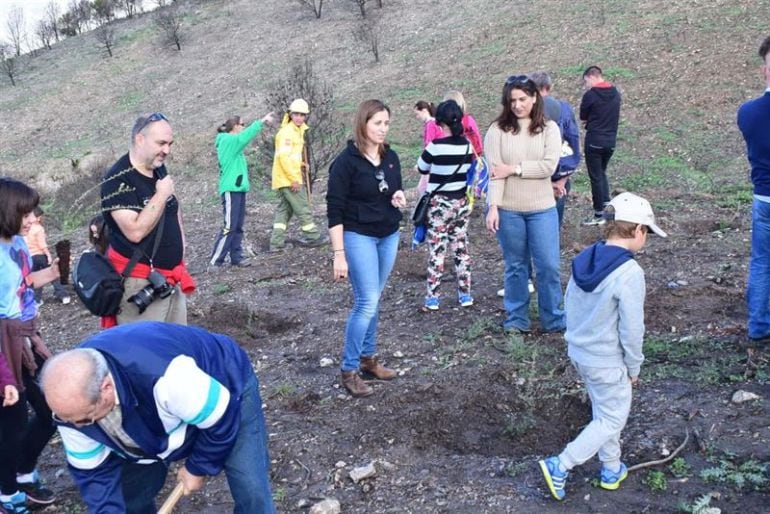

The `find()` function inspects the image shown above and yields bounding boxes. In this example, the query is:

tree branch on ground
[257,58,346,188]
[94,23,116,57]
[296,0,323,19]
[355,13,381,63]
[6,7,26,57]
[155,4,184,51]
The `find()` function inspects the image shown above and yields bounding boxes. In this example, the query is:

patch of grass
[462,318,497,341]
[271,383,296,398]
[700,458,770,490]
[603,66,636,80]
[272,487,286,503]
[716,183,753,209]
[117,91,144,111]
[212,283,232,295]
[669,457,692,478]
[644,336,744,384]
[505,461,529,478]
[45,138,94,160]
[643,469,668,492]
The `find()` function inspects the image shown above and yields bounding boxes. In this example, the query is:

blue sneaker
[458,293,474,307]
[538,456,568,500]
[0,491,30,514]
[600,462,628,490]
[423,296,439,311]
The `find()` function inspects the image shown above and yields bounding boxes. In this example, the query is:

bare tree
[45,0,62,42]
[355,13,381,63]
[349,0,366,17]
[257,58,346,187]
[35,20,55,50]
[0,43,19,86]
[6,7,26,56]
[60,0,92,36]
[155,4,184,50]
[94,23,116,57]
[92,0,118,24]
[296,0,323,19]
[122,0,143,18]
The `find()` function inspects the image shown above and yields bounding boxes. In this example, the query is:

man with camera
[100,113,195,326]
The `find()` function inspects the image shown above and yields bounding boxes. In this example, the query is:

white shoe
[497,288,504,298]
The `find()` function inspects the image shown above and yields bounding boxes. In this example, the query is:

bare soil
[3,0,770,512]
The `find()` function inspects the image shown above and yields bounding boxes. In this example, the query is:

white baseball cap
[606,192,667,237]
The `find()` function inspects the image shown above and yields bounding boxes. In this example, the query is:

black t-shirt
[100,153,183,269]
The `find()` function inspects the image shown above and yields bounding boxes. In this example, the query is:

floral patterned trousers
[426,194,471,298]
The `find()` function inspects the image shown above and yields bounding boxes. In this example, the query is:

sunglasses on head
[375,169,389,194]
[505,75,535,88]
[136,112,168,133]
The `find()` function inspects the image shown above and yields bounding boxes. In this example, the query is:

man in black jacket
[580,66,621,225]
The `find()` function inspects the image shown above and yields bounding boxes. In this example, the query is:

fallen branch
[628,426,689,473]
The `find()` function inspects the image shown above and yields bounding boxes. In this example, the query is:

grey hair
[41,348,110,405]
[528,71,553,91]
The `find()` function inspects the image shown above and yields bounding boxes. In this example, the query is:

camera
[127,270,175,314]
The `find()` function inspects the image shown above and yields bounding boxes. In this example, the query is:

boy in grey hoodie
[538,192,667,501]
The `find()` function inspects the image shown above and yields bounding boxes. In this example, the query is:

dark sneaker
[232,258,252,268]
[599,462,628,490]
[296,234,329,247]
[18,484,54,506]
[0,491,30,513]
[539,456,568,501]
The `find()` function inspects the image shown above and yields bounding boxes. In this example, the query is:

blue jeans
[497,207,565,332]
[341,230,400,371]
[224,371,275,514]
[748,198,770,339]
[120,372,275,514]
[555,178,572,227]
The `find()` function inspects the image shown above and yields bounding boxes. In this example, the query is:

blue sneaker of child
[423,296,439,311]
[538,456,568,500]
[458,293,474,307]
[0,491,30,514]
[599,462,628,490]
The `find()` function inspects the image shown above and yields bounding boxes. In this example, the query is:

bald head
[41,348,110,422]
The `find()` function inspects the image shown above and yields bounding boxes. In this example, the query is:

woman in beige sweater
[484,75,566,333]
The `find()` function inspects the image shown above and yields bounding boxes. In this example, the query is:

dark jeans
[122,461,169,514]
[31,254,68,301]
[0,356,55,494]
[584,144,614,216]
[210,191,247,266]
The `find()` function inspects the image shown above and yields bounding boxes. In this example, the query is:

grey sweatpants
[558,361,632,472]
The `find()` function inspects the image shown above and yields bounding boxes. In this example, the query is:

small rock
[335,460,347,468]
[297,498,311,508]
[309,498,341,514]
[676,279,689,286]
[393,350,404,358]
[660,447,670,457]
[320,357,334,368]
[584,493,590,501]
[701,509,721,514]
[378,459,396,471]
[350,462,377,483]
[732,390,761,404]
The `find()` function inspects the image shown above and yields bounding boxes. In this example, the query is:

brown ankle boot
[340,371,374,397]
[360,356,396,380]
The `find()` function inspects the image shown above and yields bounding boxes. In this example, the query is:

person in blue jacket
[40,322,275,514]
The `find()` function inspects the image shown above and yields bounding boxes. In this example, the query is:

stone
[350,462,377,483]
[319,357,334,368]
[731,390,761,404]
[309,498,341,514]
[393,350,404,358]
[335,460,347,468]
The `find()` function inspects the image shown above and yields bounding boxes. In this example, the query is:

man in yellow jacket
[270,99,326,251]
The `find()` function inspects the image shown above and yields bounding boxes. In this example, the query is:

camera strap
[121,209,166,282]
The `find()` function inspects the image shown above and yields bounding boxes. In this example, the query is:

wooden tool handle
[158,482,185,514]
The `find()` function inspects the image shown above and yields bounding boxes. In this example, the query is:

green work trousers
[270,187,321,246]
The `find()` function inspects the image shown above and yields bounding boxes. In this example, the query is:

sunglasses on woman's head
[375,170,389,193]
[505,75,535,88]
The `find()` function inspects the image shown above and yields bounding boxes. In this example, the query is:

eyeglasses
[505,75,535,88]
[136,112,168,133]
[52,410,96,427]
[375,170,389,193]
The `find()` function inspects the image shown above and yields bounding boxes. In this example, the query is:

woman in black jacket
[326,99,406,397]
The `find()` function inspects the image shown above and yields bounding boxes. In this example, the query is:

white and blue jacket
[55,322,254,512]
